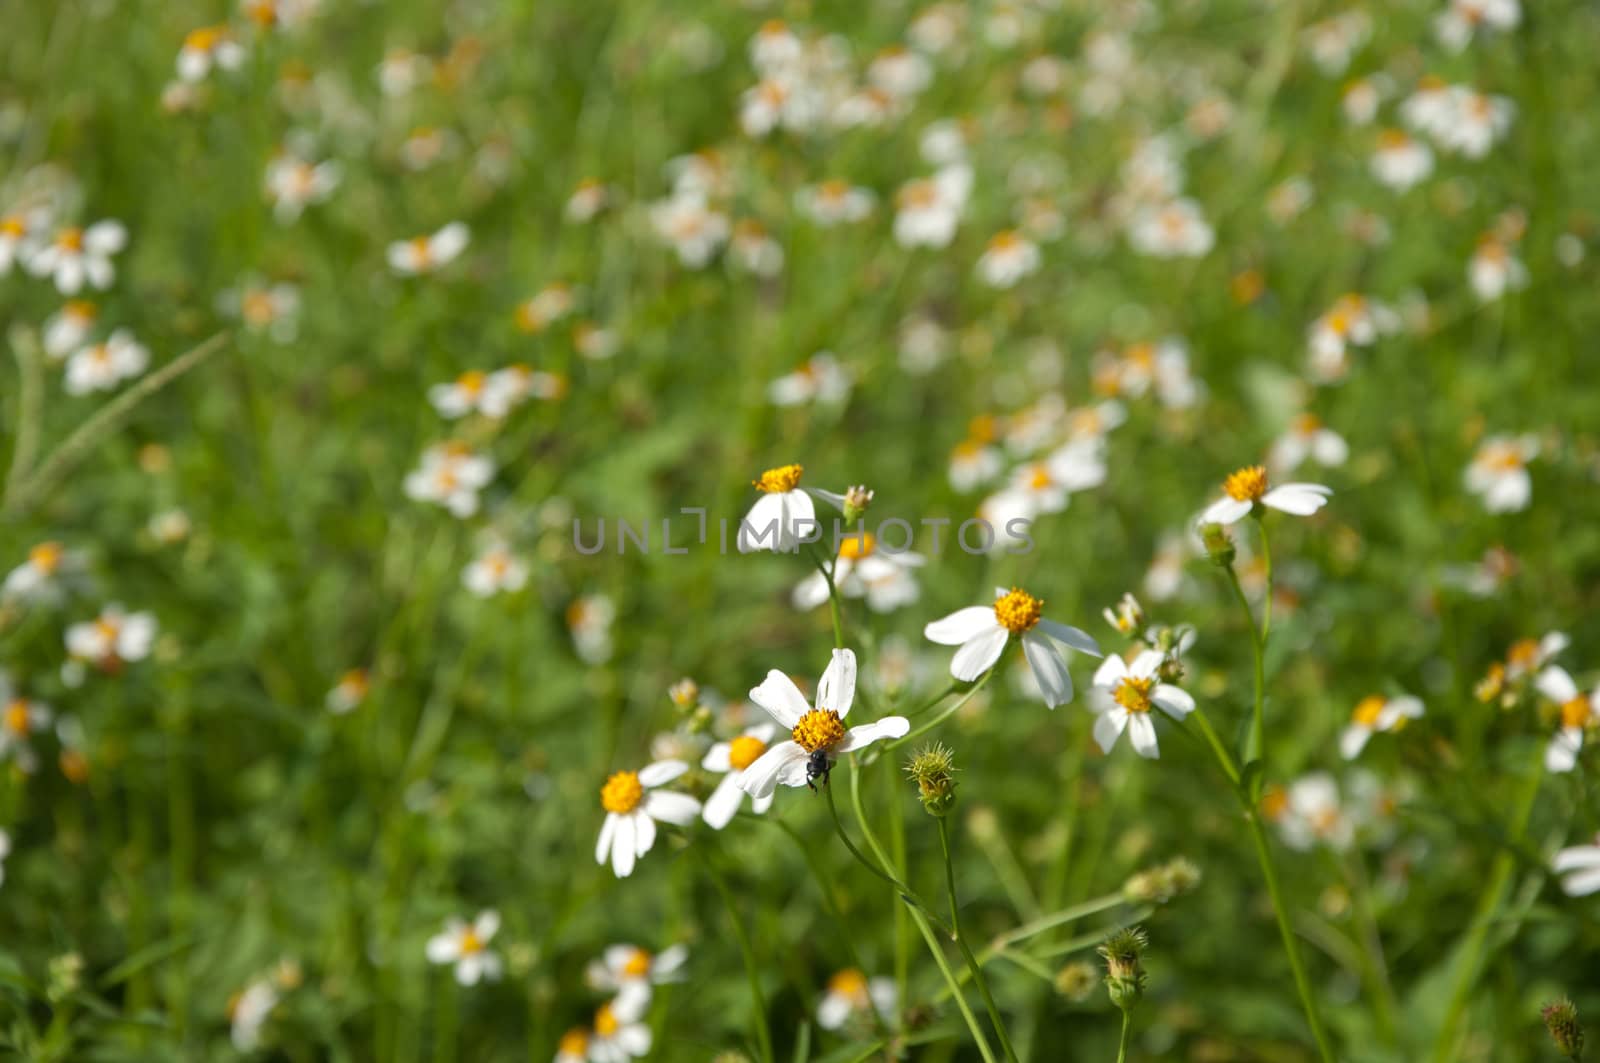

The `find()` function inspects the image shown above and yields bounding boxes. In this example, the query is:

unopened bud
[906,743,958,817]
[1054,961,1098,1001]
[1542,998,1584,1060]
[842,485,875,522]
[1097,927,1149,1011]
[669,678,699,711]
[1199,522,1236,568]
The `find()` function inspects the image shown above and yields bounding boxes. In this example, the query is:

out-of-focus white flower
[326,668,369,714]
[1535,666,1597,773]
[462,543,528,598]
[425,911,503,985]
[1268,414,1349,474]
[1370,130,1433,191]
[228,980,279,1051]
[731,219,784,277]
[650,193,729,268]
[1306,293,1398,384]
[513,282,577,334]
[220,279,301,341]
[43,300,97,359]
[1302,12,1371,75]
[867,46,930,99]
[1339,694,1425,759]
[1468,236,1527,302]
[797,180,874,225]
[65,330,148,395]
[0,673,53,773]
[264,152,339,223]
[376,48,432,97]
[565,178,611,222]
[387,223,469,275]
[177,26,245,83]
[1554,835,1600,897]
[1271,773,1354,851]
[1464,434,1537,513]
[975,230,1040,288]
[1087,649,1196,758]
[792,533,923,614]
[27,221,127,295]
[403,442,494,517]
[1128,199,1213,258]
[148,509,192,545]
[568,593,616,664]
[1342,77,1384,125]
[1435,0,1520,51]
[817,968,896,1030]
[768,353,850,407]
[3,541,83,604]
[585,944,689,1020]
[65,604,157,668]
[0,208,49,275]
[894,166,970,248]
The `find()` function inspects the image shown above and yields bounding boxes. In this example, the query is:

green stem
[939,817,1020,1063]
[808,547,845,649]
[1224,566,1267,774]
[708,859,775,1063]
[824,782,948,935]
[888,669,995,750]
[1245,811,1335,1063]
[1116,1008,1132,1063]
[1429,744,1544,1062]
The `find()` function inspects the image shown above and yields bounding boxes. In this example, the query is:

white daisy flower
[817,968,897,1030]
[27,221,127,295]
[587,1002,651,1062]
[514,283,577,334]
[797,180,875,225]
[42,300,98,360]
[176,25,245,82]
[596,760,701,878]
[565,178,611,223]
[738,649,910,798]
[975,230,1040,288]
[768,353,850,407]
[1370,130,1433,191]
[1271,773,1354,851]
[462,543,528,598]
[948,439,1004,492]
[923,587,1100,707]
[585,944,689,1020]
[1199,465,1332,525]
[1302,11,1370,75]
[1305,293,1397,383]
[1463,434,1537,513]
[0,673,53,773]
[1438,88,1513,158]
[1435,0,1519,49]
[403,443,494,518]
[221,279,301,342]
[792,533,923,615]
[0,209,49,275]
[325,668,370,714]
[1536,666,1597,774]
[64,329,148,395]
[1468,236,1527,302]
[1268,413,1349,474]
[65,604,157,667]
[568,594,616,665]
[3,541,82,604]
[730,219,784,277]
[737,463,844,553]
[867,46,930,99]
[893,166,971,249]
[650,193,729,268]
[386,223,470,275]
[1342,78,1384,125]
[424,910,503,985]
[1129,198,1214,258]
[1087,649,1195,758]
[701,724,780,829]
[264,153,340,223]
[1553,835,1600,897]
[1339,694,1425,759]
[428,370,496,419]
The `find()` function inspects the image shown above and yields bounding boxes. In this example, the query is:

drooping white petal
[1536,667,1579,705]
[632,810,657,856]
[950,626,1008,681]
[749,670,812,728]
[638,759,689,787]
[702,742,733,773]
[924,606,999,645]
[739,741,807,798]
[1127,713,1160,758]
[1093,707,1127,752]
[1562,866,1600,897]
[643,790,702,826]
[1035,619,1102,657]
[595,812,618,865]
[611,815,637,877]
[1545,729,1582,774]
[835,716,910,752]
[1340,725,1372,760]
[1200,497,1253,525]
[1152,683,1194,719]
[817,648,857,718]
[1552,846,1600,873]
[1021,632,1072,708]
[1262,483,1332,516]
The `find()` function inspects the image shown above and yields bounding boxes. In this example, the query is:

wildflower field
[3,0,1599,1059]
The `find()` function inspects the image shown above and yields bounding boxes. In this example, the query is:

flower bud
[905,743,958,817]
[1053,961,1098,1001]
[1097,927,1149,1012]
[668,678,700,711]
[842,485,875,523]
[47,953,84,1003]
[1542,998,1584,1060]
[1102,593,1145,638]
[1199,522,1235,568]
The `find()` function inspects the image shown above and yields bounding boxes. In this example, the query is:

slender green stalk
[1116,1009,1132,1063]
[707,860,775,1063]
[5,327,45,502]
[1224,566,1267,772]
[1429,744,1544,1062]
[939,816,1020,1063]
[889,669,995,750]
[1244,811,1335,1062]
[808,547,845,649]
[824,783,947,934]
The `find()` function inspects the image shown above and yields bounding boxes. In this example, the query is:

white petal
[1093,708,1127,753]
[950,627,1008,681]
[1152,683,1194,719]
[1562,866,1600,897]
[1340,725,1371,761]
[739,742,807,799]
[595,813,618,865]
[644,790,702,826]
[1092,654,1129,687]
[702,773,746,829]
[1552,847,1600,873]
[1262,483,1332,516]
[836,716,910,752]
[1128,649,1164,678]
[1035,620,1102,657]
[610,816,637,877]
[426,933,460,964]
[1127,714,1160,758]
[817,648,857,718]
[1021,632,1072,708]
[702,742,733,772]
[1536,667,1579,705]
[474,910,500,940]
[639,759,689,787]
[632,810,657,856]
[924,607,999,645]
[738,493,787,553]
[1201,497,1252,525]
[749,670,811,728]
[1545,730,1582,774]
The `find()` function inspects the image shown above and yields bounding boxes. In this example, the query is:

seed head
[1542,998,1584,1060]
[1098,926,1149,1011]
[905,742,958,817]
[842,484,875,522]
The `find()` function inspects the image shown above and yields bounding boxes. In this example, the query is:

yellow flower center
[459,928,484,954]
[1562,697,1592,730]
[827,968,869,1002]
[1222,465,1269,502]
[989,230,1021,252]
[753,463,804,493]
[457,369,486,394]
[792,709,846,753]
[1351,695,1385,727]
[595,1004,620,1037]
[184,25,225,52]
[600,770,643,814]
[409,235,432,266]
[558,1029,589,1056]
[340,669,369,697]
[1027,465,1054,490]
[993,588,1043,634]
[29,541,63,574]
[1506,638,1539,670]
[57,227,84,252]
[1260,785,1288,820]
[621,948,652,978]
[1,216,25,238]
[1293,413,1323,434]
[1113,676,1155,714]
[899,180,939,209]
[4,700,30,736]
[242,290,276,325]
[838,533,875,561]
[728,734,769,770]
